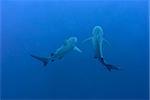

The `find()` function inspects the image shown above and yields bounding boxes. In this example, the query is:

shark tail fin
[100,58,119,71]
[105,64,119,71]
[30,54,50,66]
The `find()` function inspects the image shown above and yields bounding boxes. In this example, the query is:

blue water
[2,0,149,99]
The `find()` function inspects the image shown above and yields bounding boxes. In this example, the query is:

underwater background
[1,0,149,99]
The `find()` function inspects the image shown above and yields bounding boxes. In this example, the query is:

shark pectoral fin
[82,37,92,43]
[74,46,82,53]
[103,38,111,47]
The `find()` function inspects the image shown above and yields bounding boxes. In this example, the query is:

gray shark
[83,26,119,71]
[31,37,82,66]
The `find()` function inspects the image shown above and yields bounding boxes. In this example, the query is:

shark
[30,37,82,66]
[83,26,119,71]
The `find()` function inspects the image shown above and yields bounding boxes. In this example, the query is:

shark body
[31,37,82,66]
[84,26,119,71]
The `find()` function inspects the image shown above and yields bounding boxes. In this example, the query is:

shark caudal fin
[100,58,119,71]
[104,64,120,71]
[30,54,50,66]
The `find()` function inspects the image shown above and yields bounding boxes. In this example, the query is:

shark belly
[30,37,81,65]
[92,37,101,59]
[53,44,74,59]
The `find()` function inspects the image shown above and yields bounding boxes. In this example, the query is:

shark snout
[69,37,78,43]
[92,26,103,36]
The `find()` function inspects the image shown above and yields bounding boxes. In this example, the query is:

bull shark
[30,37,82,66]
[83,26,119,71]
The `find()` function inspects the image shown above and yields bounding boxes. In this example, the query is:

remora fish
[83,26,119,71]
[31,37,82,66]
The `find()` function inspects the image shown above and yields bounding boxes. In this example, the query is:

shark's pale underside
[31,37,82,66]
[83,26,119,71]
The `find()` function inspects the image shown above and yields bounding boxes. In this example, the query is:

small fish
[31,37,82,66]
[83,26,119,71]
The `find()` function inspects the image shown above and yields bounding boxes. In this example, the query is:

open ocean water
[1,0,149,100]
